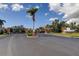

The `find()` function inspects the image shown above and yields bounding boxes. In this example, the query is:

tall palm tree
[27,7,38,35]
[0,19,6,28]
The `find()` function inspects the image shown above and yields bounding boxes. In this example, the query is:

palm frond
[27,7,38,15]
[0,19,6,25]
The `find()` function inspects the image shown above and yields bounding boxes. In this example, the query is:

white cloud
[66,18,79,24]
[26,8,30,10]
[49,17,58,21]
[0,3,8,10]
[58,12,63,15]
[49,3,62,13]
[49,3,79,24]
[45,13,48,16]
[11,4,24,12]
[35,5,40,9]
[26,15,32,19]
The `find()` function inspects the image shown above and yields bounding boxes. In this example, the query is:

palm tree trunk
[0,25,2,30]
[33,21,35,32]
[32,14,35,36]
[0,25,2,28]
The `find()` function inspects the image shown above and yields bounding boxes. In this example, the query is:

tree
[0,19,6,34]
[38,27,45,33]
[69,22,76,30]
[75,24,79,32]
[45,24,53,33]
[27,7,38,35]
[52,19,61,32]
[52,19,67,32]
[60,21,66,27]
[59,21,66,32]
[0,19,6,28]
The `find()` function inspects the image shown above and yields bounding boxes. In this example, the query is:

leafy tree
[52,19,67,32]
[75,24,79,32]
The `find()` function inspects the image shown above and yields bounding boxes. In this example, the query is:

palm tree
[0,19,6,28]
[59,21,66,32]
[0,19,6,34]
[27,7,38,35]
[69,22,76,30]
[45,24,52,33]
[52,19,60,32]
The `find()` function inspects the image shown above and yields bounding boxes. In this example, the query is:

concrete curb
[27,36,38,39]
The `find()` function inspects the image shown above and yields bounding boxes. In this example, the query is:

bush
[27,32,32,36]
[0,30,4,34]
[27,29,33,36]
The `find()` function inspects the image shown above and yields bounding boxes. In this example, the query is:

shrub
[27,32,32,36]
[0,30,4,34]
[27,29,33,36]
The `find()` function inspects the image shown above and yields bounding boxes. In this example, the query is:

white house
[63,27,75,33]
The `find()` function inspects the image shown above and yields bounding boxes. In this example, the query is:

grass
[0,35,5,37]
[0,33,7,37]
[49,32,79,38]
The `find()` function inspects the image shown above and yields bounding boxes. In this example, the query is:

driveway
[0,33,79,56]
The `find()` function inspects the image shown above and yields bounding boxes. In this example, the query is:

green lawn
[50,32,79,38]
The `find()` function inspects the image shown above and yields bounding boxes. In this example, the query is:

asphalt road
[0,33,79,56]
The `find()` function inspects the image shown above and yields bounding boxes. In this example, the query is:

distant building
[63,27,75,33]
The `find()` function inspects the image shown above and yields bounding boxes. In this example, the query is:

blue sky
[0,3,64,28]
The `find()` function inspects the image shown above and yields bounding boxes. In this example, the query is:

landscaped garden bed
[26,29,38,39]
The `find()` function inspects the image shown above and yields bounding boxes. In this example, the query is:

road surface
[0,33,79,56]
